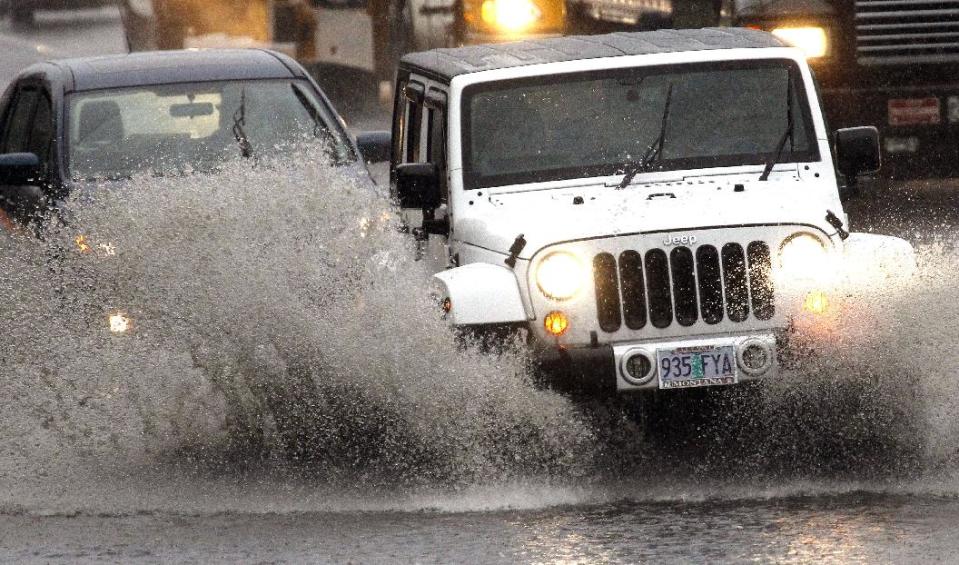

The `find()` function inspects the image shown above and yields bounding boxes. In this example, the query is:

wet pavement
[3,491,959,563]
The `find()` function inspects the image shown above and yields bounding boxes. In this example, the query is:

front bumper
[535,331,780,393]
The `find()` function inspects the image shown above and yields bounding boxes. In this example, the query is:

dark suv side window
[1,86,39,154]
[27,92,53,165]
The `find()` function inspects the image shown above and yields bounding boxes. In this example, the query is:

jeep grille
[856,0,959,65]
[593,242,775,332]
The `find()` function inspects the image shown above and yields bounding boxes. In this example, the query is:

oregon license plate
[657,346,737,389]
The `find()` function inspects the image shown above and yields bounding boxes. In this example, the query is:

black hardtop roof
[400,28,787,82]
[47,49,303,92]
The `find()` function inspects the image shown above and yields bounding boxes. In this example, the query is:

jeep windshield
[67,79,355,180]
[462,59,818,190]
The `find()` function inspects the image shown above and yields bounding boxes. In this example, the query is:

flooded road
[4,490,959,563]
[0,486,959,563]
[4,8,959,564]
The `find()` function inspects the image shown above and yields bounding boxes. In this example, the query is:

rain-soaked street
[5,6,959,564]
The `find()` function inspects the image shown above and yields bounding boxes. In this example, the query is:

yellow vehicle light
[75,235,92,254]
[481,0,541,32]
[802,290,829,315]
[109,313,132,334]
[771,26,829,59]
[544,311,569,336]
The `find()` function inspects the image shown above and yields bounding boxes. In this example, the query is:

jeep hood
[455,181,841,259]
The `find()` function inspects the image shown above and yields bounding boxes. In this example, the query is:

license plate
[888,97,941,126]
[657,346,737,390]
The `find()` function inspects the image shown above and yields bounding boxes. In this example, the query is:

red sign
[888,97,941,126]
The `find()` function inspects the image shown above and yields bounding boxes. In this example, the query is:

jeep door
[394,76,452,271]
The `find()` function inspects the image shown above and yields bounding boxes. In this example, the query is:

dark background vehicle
[0,49,373,230]
[565,0,959,182]
[734,0,959,181]
[0,47,391,456]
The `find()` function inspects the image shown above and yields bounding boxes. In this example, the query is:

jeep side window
[1,85,39,154]
[426,90,448,204]
[402,81,426,164]
[391,79,407,170]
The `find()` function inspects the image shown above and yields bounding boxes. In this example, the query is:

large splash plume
[2,154,959,514]
[0,153,594,495]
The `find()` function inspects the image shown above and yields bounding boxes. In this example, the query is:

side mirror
[835,126,881,181]
[0,152,41,186]
[395,162,441,210]
[356,130,391,164]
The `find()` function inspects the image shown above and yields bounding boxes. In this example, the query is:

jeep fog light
[771,26,828,59]
[621,351,654,384]
[536,251,585,300]
[779,233,828,279]
[481,0,541,32]
[738,340,773,376]
[544,311,569,336]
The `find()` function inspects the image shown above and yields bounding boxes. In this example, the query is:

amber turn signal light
[544,311,569,336]
[802,290,829,315]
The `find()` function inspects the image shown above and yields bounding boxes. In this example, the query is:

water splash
[3,156,959,515]
[0,154,594,505]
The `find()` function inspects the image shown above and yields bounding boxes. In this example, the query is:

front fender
[433,263,528,325]
[843,232,916,287]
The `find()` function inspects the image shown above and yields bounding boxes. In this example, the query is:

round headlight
[779,233,827,275]
[536,251,586,300]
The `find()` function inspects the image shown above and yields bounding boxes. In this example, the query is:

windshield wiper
[618,83,674,189]
[232,88,254,160]
[759,74,794,181]
[291,83,327,140]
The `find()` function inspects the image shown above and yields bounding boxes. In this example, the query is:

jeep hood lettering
[454,182,838,259]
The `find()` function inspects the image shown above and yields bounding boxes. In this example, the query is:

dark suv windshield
[67,79,354,180]
[462,59,818,190]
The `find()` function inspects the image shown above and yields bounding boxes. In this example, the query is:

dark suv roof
[48,49,305,92]
[400,28,786,82]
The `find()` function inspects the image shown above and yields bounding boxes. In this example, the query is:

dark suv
[0,48,388,230]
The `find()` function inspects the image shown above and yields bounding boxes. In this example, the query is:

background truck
[123,0,959,182]
[119,0,567,123]
[571,0,959,181]
[732,0,959,181]
[120,0,567,94]
[121,0,318,60]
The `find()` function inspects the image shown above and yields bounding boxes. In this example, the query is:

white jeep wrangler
[389,28,914,393]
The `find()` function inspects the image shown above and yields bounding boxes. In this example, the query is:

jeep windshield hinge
[505,234,526,268]
[826,210,849,240]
